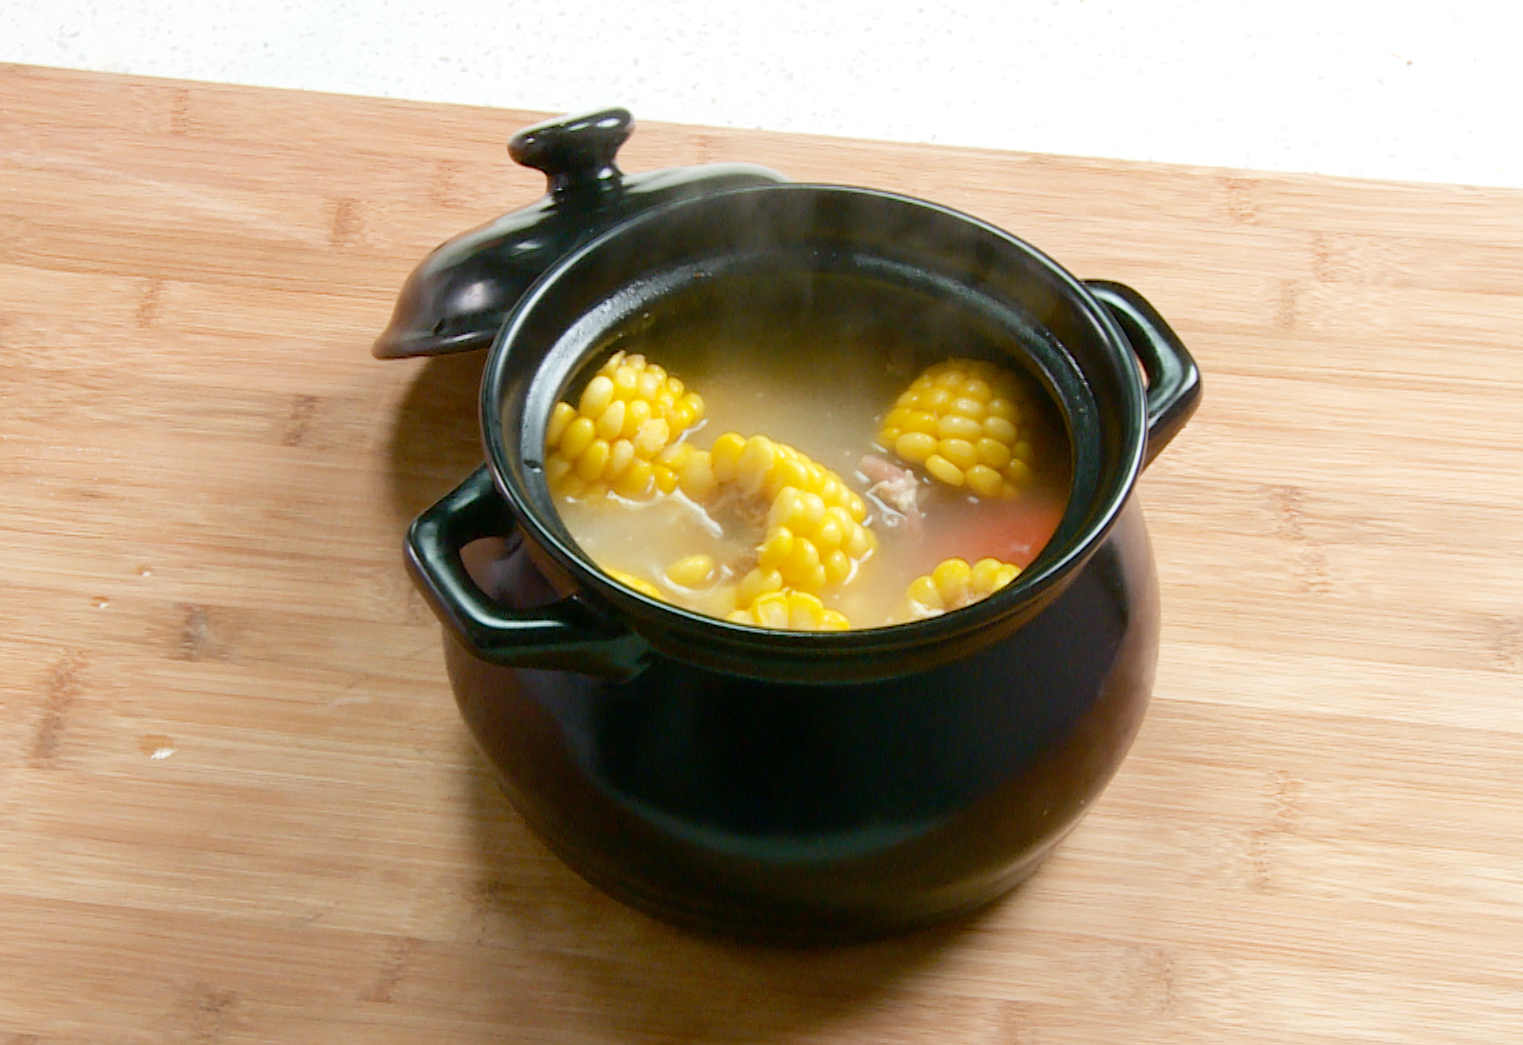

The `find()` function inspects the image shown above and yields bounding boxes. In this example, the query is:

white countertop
[4,0,1522,190]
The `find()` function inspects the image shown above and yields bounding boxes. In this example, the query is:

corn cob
[728,590,850,631]
[708,433,869,520]
[906,557,1021,618]
[878,358,1040,498]
[544,351,706,500]
[697,433,876,606]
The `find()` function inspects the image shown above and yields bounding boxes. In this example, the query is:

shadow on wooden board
[385,350,489,532]
[459,753,1008,1043]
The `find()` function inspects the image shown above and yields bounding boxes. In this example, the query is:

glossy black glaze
[373,108,787,359]
[391,115,1202,940]
[426,187,1197,686]
[447,501,1157,941]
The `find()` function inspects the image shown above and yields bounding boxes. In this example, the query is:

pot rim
[478,182,1148,675]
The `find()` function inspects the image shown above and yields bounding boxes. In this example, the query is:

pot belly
[447,502,1159,941]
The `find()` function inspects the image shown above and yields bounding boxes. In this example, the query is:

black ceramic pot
[395,113,1200,942]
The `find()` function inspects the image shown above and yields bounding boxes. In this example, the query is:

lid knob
[508,108,633,197]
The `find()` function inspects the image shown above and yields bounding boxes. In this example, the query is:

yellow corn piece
[880,358,1041,497]
[604,567,664,601]
[708,433,868,522]
[701,433,877,605]
[664,554,716,589]
[906,557,1021,618]
[544,351,705,499]
[727,590,850,631]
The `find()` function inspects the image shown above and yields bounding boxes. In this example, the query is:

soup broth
[546,273,1071,631]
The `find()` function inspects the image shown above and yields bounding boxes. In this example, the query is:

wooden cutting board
[2,63,1520,1044]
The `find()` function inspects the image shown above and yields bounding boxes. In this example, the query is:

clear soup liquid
[551,273,1071,630]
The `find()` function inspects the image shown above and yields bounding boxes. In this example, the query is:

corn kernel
[560,417,596,460]
[986,397,1017,422]
[907,575,943,613]
[678,450,719,501]
[976,437,1011,470]
[710,432,747,481]
[757,528,795,571]
[751,592,791,628]
[932,558,973,606]
[773,455,810,491]
[613,458,654,498]
[672,393,703,428]
[787,593,826,629]
[736,436,777,494]
[983,416,1018,443]
[604,438,634,480]
[939,438,979,471]
[576,439,610,481]
[925,454,965,487]
[903,410,938,435]
[736,567,783,607]
[612,365,639,397]
[823,549,852,585]
[637,370,662,400]
[846,492,868,523]
[845,525,874,559]
[966,464,1005,498]
[665,554,716,589]
[655,442,693,469]
[895,431,937,463]
[578,375,615,419]
[782,536,820,579]
[815,510,845,549]
[547,402,576,448]
[951,396,986,421]
[937,414,983,441]
[808,488,833,521]
[767,486,799,530]
[633,418,670,456]
[605,567,663,600]
[970,557,1020,593]
[622,397,652,438]
[592,399,623,440]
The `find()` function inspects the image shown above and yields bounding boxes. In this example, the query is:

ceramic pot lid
[373,108,787,359]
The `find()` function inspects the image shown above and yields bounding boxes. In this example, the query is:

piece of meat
[858,454,924,532]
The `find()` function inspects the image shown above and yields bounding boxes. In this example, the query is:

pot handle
[405,467,651,680]
[1085,280,1202,467]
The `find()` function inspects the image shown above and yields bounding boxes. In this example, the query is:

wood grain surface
[2,63,1521,1044]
